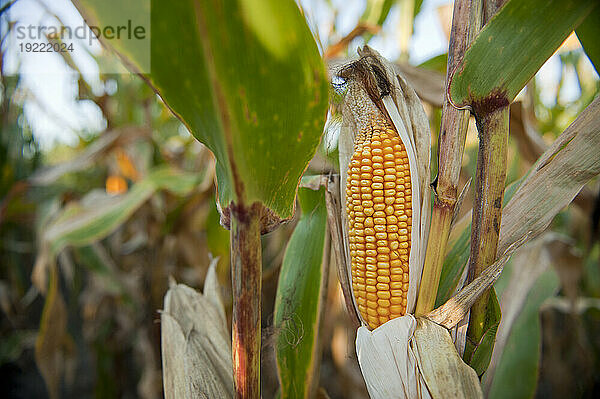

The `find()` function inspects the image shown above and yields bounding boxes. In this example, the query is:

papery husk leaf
[356,315,429,399]
[412,318,483,399]
[161,313,188,398]
[161,258,233,399]
[355,315,483,399]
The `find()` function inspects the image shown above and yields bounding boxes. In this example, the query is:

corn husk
[355,315,428,398]
[161,258,234,398]
[337,46,431,319]
[336,47,483,399]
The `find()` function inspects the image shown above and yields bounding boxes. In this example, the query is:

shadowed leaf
[483,236,560,397]
[463,290,501,376]
[576,5,600,75]
[450,0,596,108]
[34,265,68,399]
[486,261,559,399]
[274,184,328,399]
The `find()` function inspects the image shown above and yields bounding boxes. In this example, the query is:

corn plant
[7,0,599,398]
[73,0,600,396]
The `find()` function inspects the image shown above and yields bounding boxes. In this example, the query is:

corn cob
[337,46,442,399]
[346,112,413,329]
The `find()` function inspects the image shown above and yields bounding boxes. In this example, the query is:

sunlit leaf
[362,0,395,26]
[449,0,596,108]
[418,53,447,75]
[74,0,329,231]
[274,184,328,399]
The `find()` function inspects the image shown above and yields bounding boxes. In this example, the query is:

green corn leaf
[487,266,559,399]
[418,53,448,75]
[42,167,199,257]
[435,222,471,308]
[449,0,596,109]
[274,184,328,399]
[576,5,600,75]
[74,0,329,231]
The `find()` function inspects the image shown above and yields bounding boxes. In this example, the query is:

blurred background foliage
[0,0,599,398]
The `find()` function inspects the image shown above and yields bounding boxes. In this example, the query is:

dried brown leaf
[161,259,233,398]
[499,96,600,255]
[413,318,483,399]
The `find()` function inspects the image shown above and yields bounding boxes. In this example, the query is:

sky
[1,0,592,148]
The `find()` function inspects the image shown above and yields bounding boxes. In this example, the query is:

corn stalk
[465,0,509,351]
[230,204,263,398]
[415,0,483,315]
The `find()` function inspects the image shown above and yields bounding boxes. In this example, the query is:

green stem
[230,203,262,399]
[466,107,509,343]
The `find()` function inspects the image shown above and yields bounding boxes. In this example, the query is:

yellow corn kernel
[346,117,412,330]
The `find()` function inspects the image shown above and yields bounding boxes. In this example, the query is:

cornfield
[1,0,599,398]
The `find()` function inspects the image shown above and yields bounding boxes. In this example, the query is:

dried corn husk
[161,258,234,398]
